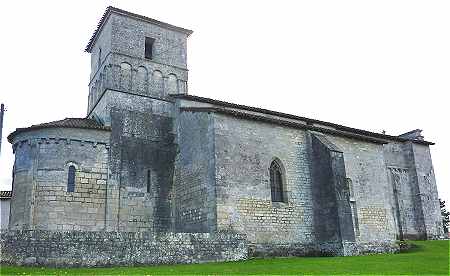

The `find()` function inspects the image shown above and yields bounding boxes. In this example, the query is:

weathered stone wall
[88,90,177,233]
[0,199,10,230]
[309,134,356,248]
[108,104,176,232]
[410,143,443,238]
[8,142,34,229]
[0,230,247,267]
[384,141,425,239]
[173,111,216,232]
[9,128,110,231]
[326,135,397,244]
[86,6,194,233]
[213,113,315,247]
[110,13,188,69]
[383,141,442,239]
[211,111,400,255]
[87,12,189,115]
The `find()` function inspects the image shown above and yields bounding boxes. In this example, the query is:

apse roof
[8,118,110,142]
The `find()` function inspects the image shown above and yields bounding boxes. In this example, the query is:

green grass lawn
[1,240,448,275]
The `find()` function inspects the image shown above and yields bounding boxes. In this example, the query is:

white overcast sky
[0,0,448,204]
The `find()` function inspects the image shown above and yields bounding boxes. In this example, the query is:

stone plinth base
[0,230,247,267]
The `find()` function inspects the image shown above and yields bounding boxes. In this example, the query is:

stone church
[3,6,444,266]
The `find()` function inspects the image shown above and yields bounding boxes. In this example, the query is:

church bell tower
[85,6,192,124]
[84,7,193,232]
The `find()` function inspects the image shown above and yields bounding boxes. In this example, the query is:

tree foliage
[439,199,449,234]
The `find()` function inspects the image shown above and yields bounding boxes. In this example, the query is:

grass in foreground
[1,240,449,275]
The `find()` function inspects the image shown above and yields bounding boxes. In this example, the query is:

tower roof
[85,6,193,53]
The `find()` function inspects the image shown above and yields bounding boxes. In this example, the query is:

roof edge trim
[173,94,434,146]
[180,107,389,145]
[7,118,111,143]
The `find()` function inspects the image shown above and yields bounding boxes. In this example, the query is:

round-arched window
[67,165,76,192]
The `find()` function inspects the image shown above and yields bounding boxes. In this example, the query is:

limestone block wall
[0,199,10,229]
[86,8,192,233]
[98,93,176,232]
[110,108,176,232]
[213,113,315,247]
[309,134,356,248]
[410,143,442,238]
[8,142,34,229]
[212,111,399,254]
[173,111,216,232]
[109,13,188,68]
[88,72,180,233]
[384,141,425,239]
[383,141,442,239]
[89,15,112,80]
[9,128,110,231]
[326,135,397,244]
[88,53,188,114]
[87,11,190,114]
[0,230,247,267]
[89,89,174,127]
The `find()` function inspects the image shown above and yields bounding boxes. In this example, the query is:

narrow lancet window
[145,37,155,59]
[97,47,102,70]
[147,170,151,193]
[67,165,76,192]
[270,160,284,202]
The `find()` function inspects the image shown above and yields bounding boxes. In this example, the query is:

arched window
[167,74,178,95]
[270,159,285,202]
[152,70,164,96]
[120,62,132,91]
[67,165,76,192]
[137,66,148,94]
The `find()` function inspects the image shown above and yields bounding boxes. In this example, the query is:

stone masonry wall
[9,129,110,231]
[384,141,426,239]
[8,142,34,229]
[93,92,177,232]
[11,135,108,231]
[212,112,399,255]
[213,113,315,247]
[87,12,189,115]
[326,135,397,244]
[109,106,176,232]
[411,143,443,238]
[86,7,191,232]
[310,134,356,248]
[0,199,10,230]
[0,230,247,267]
[173,111,216,232]
[33,140,108,231]
[34,165,108,231]
[383,141,443,239]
